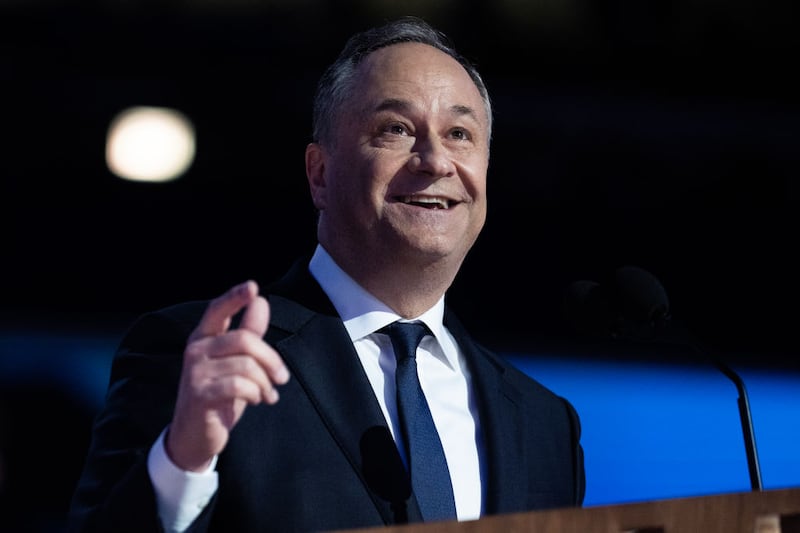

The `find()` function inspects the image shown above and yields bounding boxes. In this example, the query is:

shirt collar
[308,244,449,353]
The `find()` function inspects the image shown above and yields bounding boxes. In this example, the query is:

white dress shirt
[148,244,484,531]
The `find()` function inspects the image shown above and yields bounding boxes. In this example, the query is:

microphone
[360,426,411,523]
[563,266,763,491]
[562,266,670,341]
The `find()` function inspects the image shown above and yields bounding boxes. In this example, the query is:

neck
[323,245,460,319]
[363,267,452,318]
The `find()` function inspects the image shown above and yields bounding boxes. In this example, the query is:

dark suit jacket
[68,258,585,532]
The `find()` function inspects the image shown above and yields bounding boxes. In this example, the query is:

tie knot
[382,321,430,363]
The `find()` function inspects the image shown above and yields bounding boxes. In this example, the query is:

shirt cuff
[147,427,219,533]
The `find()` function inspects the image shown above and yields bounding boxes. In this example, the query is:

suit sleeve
[67,304,213,533]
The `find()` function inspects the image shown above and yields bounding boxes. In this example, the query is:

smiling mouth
[397,195,455,210]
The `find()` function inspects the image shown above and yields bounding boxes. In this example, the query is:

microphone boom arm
[707,353,763,491]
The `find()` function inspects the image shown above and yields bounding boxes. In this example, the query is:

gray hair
[311,16,493,146]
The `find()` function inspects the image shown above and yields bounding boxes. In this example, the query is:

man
[69,16,585,532]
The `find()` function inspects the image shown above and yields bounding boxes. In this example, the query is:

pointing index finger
[189,280,259,342]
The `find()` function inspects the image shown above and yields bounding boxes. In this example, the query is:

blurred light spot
[106,106,196,183]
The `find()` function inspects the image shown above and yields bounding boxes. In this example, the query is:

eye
[384,122,409,136]
[449,127,471,141]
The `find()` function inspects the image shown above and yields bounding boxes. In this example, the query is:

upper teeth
[402,195,450,209]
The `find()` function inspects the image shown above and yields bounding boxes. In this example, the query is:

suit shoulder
[479,345,565,397]
[112,300,210,368]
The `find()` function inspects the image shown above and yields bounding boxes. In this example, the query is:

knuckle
[187,362,208,384]
[184,342,205,361]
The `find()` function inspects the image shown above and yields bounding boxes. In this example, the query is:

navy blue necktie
[383,321,457,522]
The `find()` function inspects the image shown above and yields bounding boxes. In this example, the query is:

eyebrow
[374,98,480,123]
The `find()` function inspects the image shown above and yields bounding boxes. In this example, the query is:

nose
[407,136,455,178]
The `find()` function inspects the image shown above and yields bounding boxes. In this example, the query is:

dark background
[1,1,799,530]
[4,1,799,360]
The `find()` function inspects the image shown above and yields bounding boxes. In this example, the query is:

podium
[343,488,800,533]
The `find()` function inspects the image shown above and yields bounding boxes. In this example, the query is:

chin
[404,238,470,265]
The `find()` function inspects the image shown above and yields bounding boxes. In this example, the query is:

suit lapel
[262,260,421,524]
[444,310,528,515]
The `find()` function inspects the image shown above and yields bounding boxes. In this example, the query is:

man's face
[307,41,490,273]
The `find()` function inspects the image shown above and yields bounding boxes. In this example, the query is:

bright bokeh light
[106,106,196,183]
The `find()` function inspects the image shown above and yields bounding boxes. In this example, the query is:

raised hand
[165,280,290,471]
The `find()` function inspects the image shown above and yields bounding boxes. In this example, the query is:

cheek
[459,157,489,199]
[328,155,385,213]
[354,150,398,196]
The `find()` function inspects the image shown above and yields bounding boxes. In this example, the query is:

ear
[305,142,327,210]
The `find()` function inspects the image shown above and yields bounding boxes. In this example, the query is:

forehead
[350,42,488,126]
